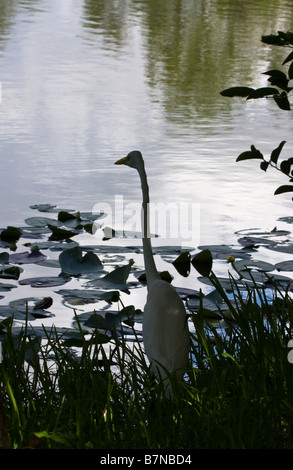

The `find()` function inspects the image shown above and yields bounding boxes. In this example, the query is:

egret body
[115,151,190,395]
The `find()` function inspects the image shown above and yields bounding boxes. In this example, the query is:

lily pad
[0,282,16,292]
[19,275,70,288]
[0,252,9,264]
[24,217,62,227]
[232,259,275,273]
[275,260,293,272]
[9,249,47,264]
[102,260,134,285]
[58,288,120,306]
[0,226,22,242]
[59,246,103,275]
[48,225,79,241]
[8,297,55,319]
[172,251,191,277]
[0,266,21,280]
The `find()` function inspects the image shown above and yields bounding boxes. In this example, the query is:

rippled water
[0,0,293,246]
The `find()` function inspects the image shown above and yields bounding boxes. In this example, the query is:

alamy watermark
[92,195,200,246]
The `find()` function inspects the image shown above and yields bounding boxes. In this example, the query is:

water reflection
[0,0,292,244]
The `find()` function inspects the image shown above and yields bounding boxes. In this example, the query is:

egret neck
[137,162,160,287]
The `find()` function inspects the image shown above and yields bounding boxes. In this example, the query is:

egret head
[115,150,143,170]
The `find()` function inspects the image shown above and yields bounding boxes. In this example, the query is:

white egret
[115,151,190,396]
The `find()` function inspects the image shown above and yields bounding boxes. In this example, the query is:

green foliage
[1,263,293,449]
[221,31,293,199]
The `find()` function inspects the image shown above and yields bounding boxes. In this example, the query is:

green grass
[1,273,293,449]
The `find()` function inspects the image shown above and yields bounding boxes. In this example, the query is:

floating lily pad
[0,266,21,280]
[0,282,17,292]
[275,260,293,272]
[0,226,22,242]
[59,246,103,275]
[24,217,62,227]
[30,204,59,212]
[238,236,277,248]
[175,287,200,299]
[9,297,55,319]
[58,288,120,306]
[0,252,9,264]
[48,225,79,241]
[102,260,134,285]
[232,259,275,273]
[19,275,70,288]
[267,244,293,254]
[9,249,47,264]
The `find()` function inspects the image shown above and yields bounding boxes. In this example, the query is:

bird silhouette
[115,151,190,396]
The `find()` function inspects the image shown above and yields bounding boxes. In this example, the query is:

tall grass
[1,273,293,448]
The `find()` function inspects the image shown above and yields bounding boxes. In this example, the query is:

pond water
[0,0,293,243]
[0,0,293,330]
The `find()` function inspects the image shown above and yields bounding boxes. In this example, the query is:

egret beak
[115,156,128,165]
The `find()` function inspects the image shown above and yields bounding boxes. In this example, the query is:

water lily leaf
[172,251,191,277]
[0,252,9,264]
[9,249,47,264]
[275,260,293,272]
[30,204,59,212]
[0,282,16,292]
[25,217,62,227]
[33,297,53,310]
[9,297,54,319]
[59,246,103,275]
[0,226,22,242]
[267,244,293,254]
[19,275,70,288]
[238,236,277,248]
[192,250,213,277]
[103,260,134,285]
[59,288,120,305]
[0,266,21,280]
[175,287,200,299]
[48,225,79,240]
[232,259,275,273]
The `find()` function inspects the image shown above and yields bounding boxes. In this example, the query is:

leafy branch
[220,30,293,197]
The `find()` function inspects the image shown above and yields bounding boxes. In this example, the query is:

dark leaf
[0,226,22,242]
[172,251,191,277]
[283,50,293,65]
[263,70,289,91]
[192,250,213,277]
[273,92,291,110]
[270,141,286,164]
[280,158,293,175]
[261,33,287,46]
[48,224,78,240]
[247,87,279,99]
[274,185,293,195]
[220,86,254,97]
[59,246,103,275]
[289,62,293,80]
[260,161,269,172]
[236,146,263,162]
[103,260,134,285]
[58,211,77,223]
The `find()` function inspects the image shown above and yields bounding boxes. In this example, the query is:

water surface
[0,0,293,246]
